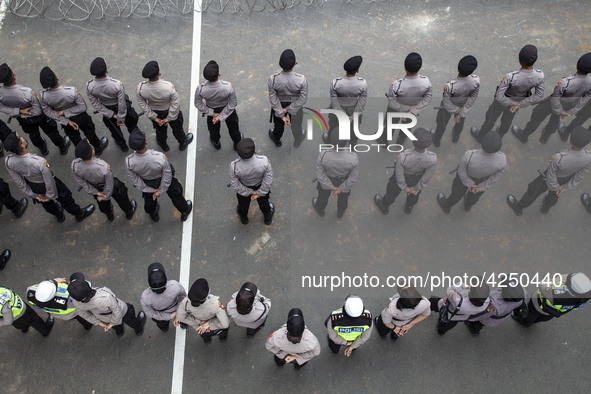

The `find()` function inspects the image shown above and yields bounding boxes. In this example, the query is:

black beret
[571,126,591,148]
[69,272,85,283]
[519,44,538,66]
[237,138,255,159]
[3,131,21,153]
[577,53,591,74]
[40,66,57,89]
[90,57,107,76]
[203,60,219,82]
[0,63,12,84]
[75,139,93,160]
[343,56,363,74]
[148,262,167,289]
[458,55,478,76]
[501,282,525,300]
[128,128,146,150]
[412,127,432,149]
[287,308,305,337]
[68,272,92,301]
[142,61,159,79]
[188,278,209,303]
[236,282,258,315]
[279,49,296,70]
[404,52,422,73]
[481,131,502,153]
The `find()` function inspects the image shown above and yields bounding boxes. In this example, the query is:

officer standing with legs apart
[140,263,186,332]
[325,295,373,357]
[0,176,28,218]
[226,282,271,338]
[556,54,591,142]
[71,139,137,222]
[374,128,437,215]
[125,129,192,222]
[1,285,54,336]
[374,286,431,341]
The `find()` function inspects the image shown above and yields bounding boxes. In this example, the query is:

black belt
[99,311,112,316]
[504,90,532,99]
[155,300,180,313]
[240,180,262,190]
[329,176,348,187]
[91,182,106,191]
[142,178,162,189]
[469,176,488,185]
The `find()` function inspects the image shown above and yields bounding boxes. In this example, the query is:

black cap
[237,138,255,159]
[188,278,209,303]
[412,127,432,149]
[90,57,107,76]
[286,308,305,337]
[501,282,525,301]
[67,272,92,301]
[3,131,21,153]
[203,60,219,82]
[519,45,538,66]
[40,66,57,89]
[343,56,363,74]
[148,262,167,290]
[236,282,258,315]
[0,63,12,84]
[481,131,502,153]
[142,61,159,79]
[75,139,93,160]
[128,128,146,150]
[458,55,478,76]
[404,52,422,73]
[279,49,296,70]
[571,126,591,148]
[577,53,591,74]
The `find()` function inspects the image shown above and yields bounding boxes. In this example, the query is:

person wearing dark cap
[323,56,367,145]
[140,262,186,332]
[0,285,54,336]
[325,295,373,356]
[174,278,229,343]
[268,49,308,148]
[194,60,243,151]
[71,139,137,221]
[229,137,274,225]
[4,131,95,222]
[384,52,432,145]
[86,57,140,152]
[312,131,359,218]
[507,126,591,215]
[0,176,28,218]
[68,272,146,337]
[374,286,431,341]
[437,131,506,213]
[432,55,480,147]
[0,118,12,157]
[0,249,10,271]
[136,61,193,152]
[374,127,437,215]
[0,63,71,156]
[471,44,545,142]
[265,308,321,368]
[125,128,192,222]
[226,282,271,337]
[512,53,591,144]
[37,66,109,156]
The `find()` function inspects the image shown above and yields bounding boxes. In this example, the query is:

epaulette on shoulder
[331,312,344,321]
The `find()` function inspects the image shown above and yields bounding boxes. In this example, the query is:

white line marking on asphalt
[0,1,8,32]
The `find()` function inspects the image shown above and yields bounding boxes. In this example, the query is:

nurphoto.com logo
[303,108,418,153]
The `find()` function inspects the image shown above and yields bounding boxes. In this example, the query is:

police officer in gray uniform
[513,53,591,144]
[125,129,192,222]
[86,57,139,152]
[0,176,28,218]
[437,131,506,213]
[374,128,437,215]
[4,131,95,222]
[229,138,274,225]
[268,49,308,148]
[71,139,137,221]
[385,52,432,145]
[38,66,109,156]
[194,60,243,151]
[136,61,193,152]
[0,63,71,156]
[312,131,360,219]
[471,45,545,141]
[226,282,271,337]
[432,56,480,147]
[507,126,591,215]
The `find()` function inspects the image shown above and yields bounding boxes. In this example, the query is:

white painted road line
[0,0,8,32]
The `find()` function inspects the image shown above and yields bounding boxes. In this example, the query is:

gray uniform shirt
[395,149,437,191]
[326,308,373,349]
[175,295,230,331]
[329,76,368,114]
[458,149,506,191]
[469,288,526,327]
[136,79,180,121]
[125,149,172,194]
[140,280,186,321]
[226,290,271,329]
[194,80,237,121]
[437,285,490,322]
[442,75,480,117]
[0,84,44,118]
[71,157,114,198]
[265,324,321,365]
[380,295,431,326]
[39,86,87,126]
[229,155,273,197]
[387,75,433,115]
[316,150,360,193]
[5,153,57,199]
[86,77,127,120]
[71,287,128,326]
[268,71,308,117]
[495,68,545,108]
[551,73,591,116]
[545,148,591,192]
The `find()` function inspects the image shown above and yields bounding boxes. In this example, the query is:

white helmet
[36,280,57,303]
[568,273,591,295]
[344,295,364,318]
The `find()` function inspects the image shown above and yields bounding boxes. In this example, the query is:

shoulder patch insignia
[45,160,50,168]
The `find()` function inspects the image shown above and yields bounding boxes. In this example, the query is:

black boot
[437,193,450,214]
[581,193,591,215]
[264,202,275,225]
[233,133,244,151]
[39,137,49,156]
[60,136,72,155]
[181,200,193,222]
[126,200,137,220]
[94,137,109,156]
[56,203,66,223]
[150,202,160,222]
[237,205,248,224]
[179,133,194,151]
[373,194,389,215]
[0,249,10,271]
[12,198,28,218]
[506,194,523,216]
[76,204,96,222]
